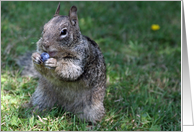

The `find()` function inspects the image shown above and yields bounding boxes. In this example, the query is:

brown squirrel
[17,3,106,124]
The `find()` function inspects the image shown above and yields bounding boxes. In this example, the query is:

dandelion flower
[151,24,160,31]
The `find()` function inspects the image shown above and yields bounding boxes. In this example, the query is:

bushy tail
[16,51,39,78]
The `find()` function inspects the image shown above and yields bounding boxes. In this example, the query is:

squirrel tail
[16,51,39,78]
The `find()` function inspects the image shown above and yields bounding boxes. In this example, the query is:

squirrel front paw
[32,52,42,64]
[32,52,57,69]
[44,58,57,69]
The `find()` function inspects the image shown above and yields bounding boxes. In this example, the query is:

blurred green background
[1,1,181,131]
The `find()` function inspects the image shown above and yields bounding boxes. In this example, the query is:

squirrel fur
[17,3,106,124]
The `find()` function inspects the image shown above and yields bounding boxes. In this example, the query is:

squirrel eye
[60,28,67,36]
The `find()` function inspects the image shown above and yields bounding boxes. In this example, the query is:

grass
[1,1,181,131]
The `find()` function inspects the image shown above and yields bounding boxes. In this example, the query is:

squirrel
[17,3,106,124]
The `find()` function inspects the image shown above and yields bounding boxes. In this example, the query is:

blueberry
[41,52,50,62]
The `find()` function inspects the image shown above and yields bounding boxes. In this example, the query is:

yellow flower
[151,24,160,31]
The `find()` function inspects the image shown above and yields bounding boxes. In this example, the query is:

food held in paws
[41,52,50,62]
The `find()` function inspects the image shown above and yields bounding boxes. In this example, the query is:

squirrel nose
[44,45,49,49]
[42,39,50,49]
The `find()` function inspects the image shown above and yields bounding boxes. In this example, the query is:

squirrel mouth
[48,51,57,57]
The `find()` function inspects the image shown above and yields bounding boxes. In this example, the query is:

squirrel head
[40,3,81,57]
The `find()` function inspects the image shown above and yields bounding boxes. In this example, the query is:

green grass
[1,1,181,131]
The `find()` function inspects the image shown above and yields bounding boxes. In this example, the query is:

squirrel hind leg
[16,51,40,78]
[77,102,105,124]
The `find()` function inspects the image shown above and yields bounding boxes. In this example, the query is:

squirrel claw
[33,59,42,64]
[32,53,42,65]
[44,58,57,68]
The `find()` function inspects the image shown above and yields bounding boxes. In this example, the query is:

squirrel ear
[54,2,60,17]
[69,6,79,26]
